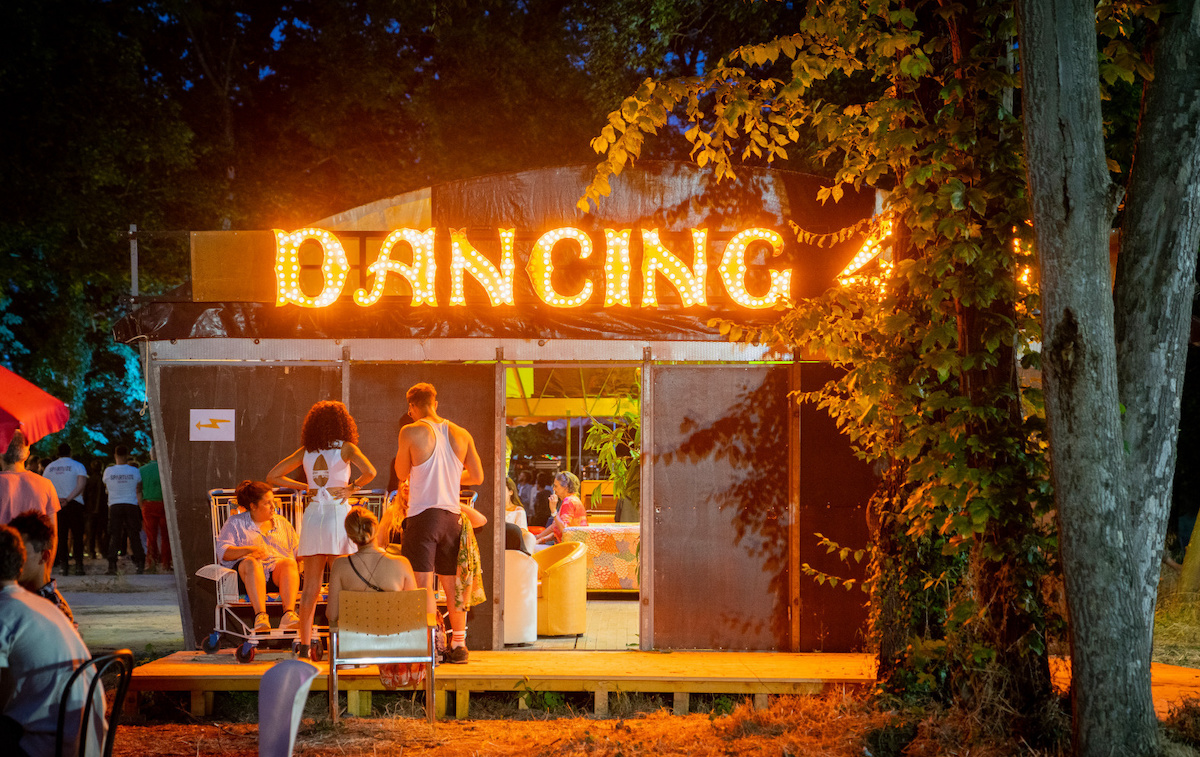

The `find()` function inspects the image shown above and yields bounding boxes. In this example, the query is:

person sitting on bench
[215,480,301,633]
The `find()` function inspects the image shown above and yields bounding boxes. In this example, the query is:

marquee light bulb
[718,228,790,308]
[603,229,633,306]
[353,228,438,307]
[274,228,349,308]
[528,227,595,308]
[836,219,894,293]
[450,228,515,306]
[640,228,708,308]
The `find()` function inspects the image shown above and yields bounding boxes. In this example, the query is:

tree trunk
[1115,0,1200,683]
[1016,0,1157,753]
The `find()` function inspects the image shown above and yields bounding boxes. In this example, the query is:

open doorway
[504,364,641,651]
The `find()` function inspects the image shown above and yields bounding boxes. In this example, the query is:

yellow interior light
[640,228,708,308]
[273,228,349,308]
[527,227,595,308]
[450,228,516,306]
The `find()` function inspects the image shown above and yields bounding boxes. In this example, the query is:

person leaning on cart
[214,480,301,634]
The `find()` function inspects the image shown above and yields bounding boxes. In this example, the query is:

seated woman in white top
[215,480,300,633]
[503,477,528,531]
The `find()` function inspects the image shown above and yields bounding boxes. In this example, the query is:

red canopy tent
[0,367,70,451]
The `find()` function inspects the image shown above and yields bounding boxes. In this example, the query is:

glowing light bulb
[353,228,437,307]
[273,228,349,308]
[526,227,594,308]
[603,229,633,306]
[718,228,790,308]
[450,228,515,307]
[640,228,708,308]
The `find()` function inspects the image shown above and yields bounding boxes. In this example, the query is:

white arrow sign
[190,409,236,441]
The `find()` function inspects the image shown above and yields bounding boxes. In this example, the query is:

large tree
[583,0,1199,747]
[583,0,1061,738]
[1017,0,1200,753]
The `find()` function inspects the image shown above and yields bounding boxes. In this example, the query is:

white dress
[297,445,357,557]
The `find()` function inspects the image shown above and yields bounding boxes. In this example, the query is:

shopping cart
[196,487,387,663]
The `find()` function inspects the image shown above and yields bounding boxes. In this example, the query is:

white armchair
[504,550,538,645]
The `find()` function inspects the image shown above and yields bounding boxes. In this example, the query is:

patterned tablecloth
[563,524,640,591]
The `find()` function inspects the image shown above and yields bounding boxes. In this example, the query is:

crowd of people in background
[0,433,169,580]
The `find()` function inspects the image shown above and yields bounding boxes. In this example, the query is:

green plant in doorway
[585,403,641,523]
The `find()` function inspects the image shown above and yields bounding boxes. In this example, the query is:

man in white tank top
[395,382,484,663]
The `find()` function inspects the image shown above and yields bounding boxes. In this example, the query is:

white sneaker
[254,613,271,633]
[279,610,301,631]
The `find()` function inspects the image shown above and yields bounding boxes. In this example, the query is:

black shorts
[400,508,461,575]
[233,560,280,595]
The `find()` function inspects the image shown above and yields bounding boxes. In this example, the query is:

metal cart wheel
[201,632,221,654]
[235,641,256,664]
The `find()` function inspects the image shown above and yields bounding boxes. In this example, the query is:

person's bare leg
[414,570,437,615]
[274,558,300,613]
[238,558,267,615]
[439,572,466,647]
[298,554,328,645]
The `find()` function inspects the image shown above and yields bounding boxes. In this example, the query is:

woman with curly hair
[268,400,376,659]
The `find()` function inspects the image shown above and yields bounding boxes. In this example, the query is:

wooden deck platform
[130,650,1200,721]
[130,649,877,719]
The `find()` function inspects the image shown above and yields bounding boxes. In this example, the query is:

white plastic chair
[504,550,538,645]
[257,659,318,757]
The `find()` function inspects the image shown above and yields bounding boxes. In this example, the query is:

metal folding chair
[327,589,436,725]
[55,648,134,757]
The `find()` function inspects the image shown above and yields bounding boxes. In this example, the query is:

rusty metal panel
[347,363,499,651]
[796,363,875,651]
[157,364,341,647]
[191,231,277,303]
[650,365,791,650]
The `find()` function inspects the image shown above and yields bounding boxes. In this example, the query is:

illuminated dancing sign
[273,226,799,311]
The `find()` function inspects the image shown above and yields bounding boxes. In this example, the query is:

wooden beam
[673,692,689,716]
[594,689,609,717]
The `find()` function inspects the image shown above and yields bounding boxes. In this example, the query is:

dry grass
[114,691,896,757]
[1156,564,1200,669]
[112,690,1101,757]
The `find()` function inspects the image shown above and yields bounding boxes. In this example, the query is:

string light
[640,228,708,307]
[353,228,437,306]
[718,228,790,308]
[273,228,349,308]
[603,228,633,306]
[450,228,515,306]
[527,227,595,308]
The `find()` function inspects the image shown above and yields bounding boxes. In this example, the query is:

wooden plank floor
[131,649,877,718]
[130,649,1200,721]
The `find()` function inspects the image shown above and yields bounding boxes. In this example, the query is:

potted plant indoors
[584,408,640,523]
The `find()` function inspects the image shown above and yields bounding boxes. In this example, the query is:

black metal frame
[55,649,134,757]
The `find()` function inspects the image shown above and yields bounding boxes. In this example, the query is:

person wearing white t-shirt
[101,445,143,575]
[42,444,88,576]
[0,523,105,757]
